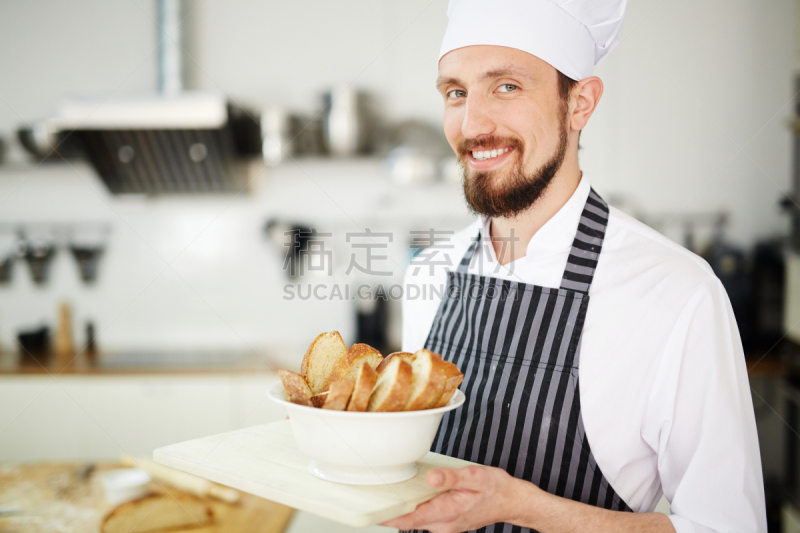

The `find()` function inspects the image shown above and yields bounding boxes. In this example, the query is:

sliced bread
[367,357,413,412]
[346,360,379,412]
[375,351,415,374]
[278,370,313,407]
[300,331,347,394]
[431,360,465,408]
[404,350,446,411]
[102,493,213,533]
[323,378,355,410]
[328,343,384,384]
[310,392,329,408]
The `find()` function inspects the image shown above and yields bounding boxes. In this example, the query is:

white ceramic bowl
[268,381,465,485]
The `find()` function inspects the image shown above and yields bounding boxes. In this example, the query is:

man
[383,0,766,532]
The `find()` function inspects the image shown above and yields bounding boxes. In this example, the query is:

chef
[382,0,767,532]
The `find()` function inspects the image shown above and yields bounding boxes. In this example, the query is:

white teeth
[472,147,509,161]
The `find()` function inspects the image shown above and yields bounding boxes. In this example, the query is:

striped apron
[409,189,631,533]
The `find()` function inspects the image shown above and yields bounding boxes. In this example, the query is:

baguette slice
[300,331,347,394]
[346,360,379,412]
[102,493,213,533]
[323,378,355,410]
[404,350,446,411]
[328,343,384,384]
[431,360,465,408]
[310,392,329,408]
[375,352,415,374]
[278,370,313,407]
[367,357,412,412]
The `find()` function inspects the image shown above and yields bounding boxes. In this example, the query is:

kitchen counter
[0,349,287,375]
[2,349,787,376]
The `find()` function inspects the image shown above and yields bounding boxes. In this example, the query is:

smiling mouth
[470,147,511,161]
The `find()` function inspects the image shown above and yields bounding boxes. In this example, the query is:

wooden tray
[153,420,475,527]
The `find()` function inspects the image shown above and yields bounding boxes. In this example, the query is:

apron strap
[559,187,610,294]
[454,188,610,290]
[456,230,481,274]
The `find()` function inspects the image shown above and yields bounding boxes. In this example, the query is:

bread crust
[310,392,328,408]
[323,378,355,410]
[300,331,347,394]
[102,493,213,533]
[346,361,378,412]
[375,352,414,374]
[431,361,464,408]
[278,370,313,407]
[328,343,383,384]
[367,358,412,412]
[404,350,446,411]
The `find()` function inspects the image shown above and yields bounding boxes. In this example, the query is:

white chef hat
[439,0,627,81]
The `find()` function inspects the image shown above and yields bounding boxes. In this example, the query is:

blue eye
[447,89,466,98]
[498,84,518,92]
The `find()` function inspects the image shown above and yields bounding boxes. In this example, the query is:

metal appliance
[17,0,262,194]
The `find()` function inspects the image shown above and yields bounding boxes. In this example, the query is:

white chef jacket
[401,174,767,532]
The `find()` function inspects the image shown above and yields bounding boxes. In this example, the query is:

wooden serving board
[153,420,476,527]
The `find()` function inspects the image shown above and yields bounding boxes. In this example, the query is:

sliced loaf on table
[102,493,213,533]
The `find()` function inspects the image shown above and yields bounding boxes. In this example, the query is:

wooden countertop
[0,349,284,376]
[0,461,294,533]
[2,350,788,378]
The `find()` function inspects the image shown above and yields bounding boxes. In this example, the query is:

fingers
[380,499,440,529]
[428,465,486,491]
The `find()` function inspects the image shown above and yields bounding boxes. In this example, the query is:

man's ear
[570,76,603,132]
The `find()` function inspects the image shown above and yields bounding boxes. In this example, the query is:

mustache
[457,136,524,156]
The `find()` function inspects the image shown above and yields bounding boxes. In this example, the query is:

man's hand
[380,465,527,533]
[381,466,676,533]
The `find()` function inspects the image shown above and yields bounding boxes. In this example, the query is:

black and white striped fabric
[407,189,631,533]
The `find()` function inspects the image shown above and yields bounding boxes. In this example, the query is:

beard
[458,103,570,219]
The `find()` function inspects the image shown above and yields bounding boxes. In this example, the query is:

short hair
[556,70,582,145]
[557,70,580,102]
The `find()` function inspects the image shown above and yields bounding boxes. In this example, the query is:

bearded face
[458,99,569,219]
[437,46,576,220]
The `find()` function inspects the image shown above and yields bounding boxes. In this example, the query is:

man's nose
[461,96,496,140]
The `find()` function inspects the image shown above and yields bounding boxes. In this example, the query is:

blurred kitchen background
[1,0,799,531]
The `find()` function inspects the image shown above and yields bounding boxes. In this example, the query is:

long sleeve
[641,278,766,532]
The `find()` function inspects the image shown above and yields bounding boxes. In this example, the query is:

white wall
[0,0,795,353]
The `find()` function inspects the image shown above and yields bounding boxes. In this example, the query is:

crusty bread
[328,343,384,384]
[404,350,446,411]
[323,378,355,410]
[431,360,465,408]
[278,370,313,407]
[300,331,347,394]
[346,361,379,412]
[310,392,328,408]
[102,493,213,533]
[375,352,415,374]
[367,357,412,412]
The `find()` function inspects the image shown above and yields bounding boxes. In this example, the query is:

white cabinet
[0,373,285,462]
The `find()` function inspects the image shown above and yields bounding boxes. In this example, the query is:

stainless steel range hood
[18,0,263,195]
